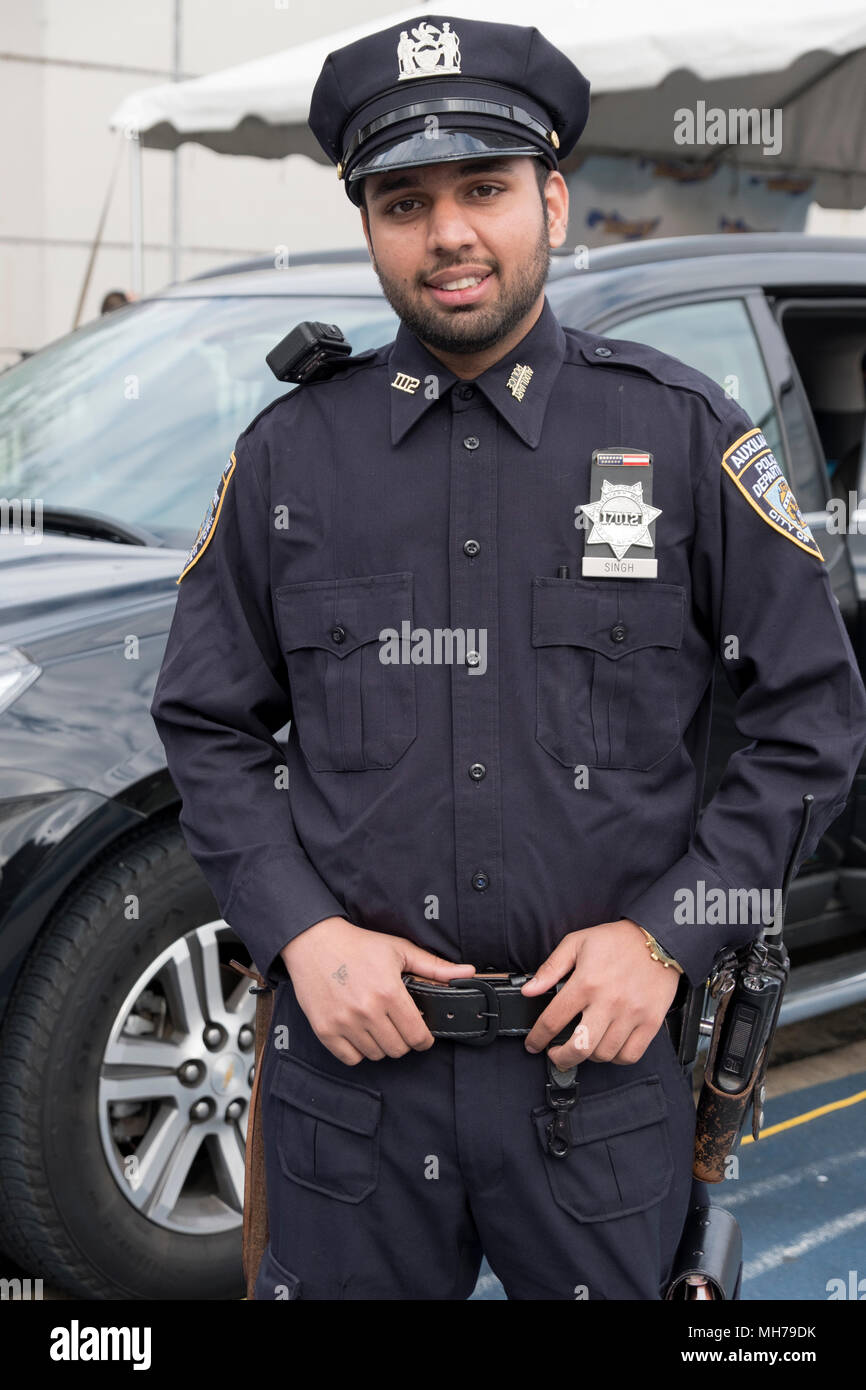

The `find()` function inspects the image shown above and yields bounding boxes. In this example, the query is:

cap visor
[347,128,543,184]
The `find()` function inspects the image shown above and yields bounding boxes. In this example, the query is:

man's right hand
[280,917,475,1065]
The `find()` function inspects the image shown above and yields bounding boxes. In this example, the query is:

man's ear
[545,170,569,250]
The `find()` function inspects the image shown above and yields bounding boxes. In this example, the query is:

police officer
[150,14,866,1300]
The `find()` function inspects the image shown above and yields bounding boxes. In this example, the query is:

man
[100,289,131,313]
[150,15,866,1300]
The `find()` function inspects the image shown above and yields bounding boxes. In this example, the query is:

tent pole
[72,131,126,329]
[130,131,143,296]
[171,0,182,283]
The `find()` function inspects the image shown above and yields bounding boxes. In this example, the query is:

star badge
[577,478,662,560]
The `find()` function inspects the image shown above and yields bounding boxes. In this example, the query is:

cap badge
[506,363,533,401]
[397,21,461,80]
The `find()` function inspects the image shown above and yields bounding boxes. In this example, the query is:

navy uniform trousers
[253,977,697,1301]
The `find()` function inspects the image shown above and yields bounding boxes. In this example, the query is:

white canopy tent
[108,1,866,287]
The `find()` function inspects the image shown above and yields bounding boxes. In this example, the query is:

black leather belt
[402,972,581,1047]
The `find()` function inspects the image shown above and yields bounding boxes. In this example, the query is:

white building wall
[0,0,399,368]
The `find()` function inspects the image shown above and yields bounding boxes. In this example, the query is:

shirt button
[330,626,346,643]
[469,762,486,780]
[463,539,480,557]
[466,650,480,667]
[463,435,480,450]
[471,871,490,892]
[610,623,626,642]
[458,385,475,400]
[594,346,612,358]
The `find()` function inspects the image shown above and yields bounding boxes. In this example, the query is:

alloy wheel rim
[97,919,256,1233]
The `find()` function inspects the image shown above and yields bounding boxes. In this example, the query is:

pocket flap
[531,578,684,659]
[271,1053,382,1137]
[570,1074,668,1145]
[274,572,413,657]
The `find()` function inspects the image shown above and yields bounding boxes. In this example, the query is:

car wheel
[0,818,255,1299]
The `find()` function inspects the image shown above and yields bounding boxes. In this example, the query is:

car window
[604,299,783,460]
[0,296,397,548]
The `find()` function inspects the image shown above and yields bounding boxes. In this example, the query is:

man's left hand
[521,919,680,1068]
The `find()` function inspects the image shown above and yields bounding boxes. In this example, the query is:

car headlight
[0,645,42,714]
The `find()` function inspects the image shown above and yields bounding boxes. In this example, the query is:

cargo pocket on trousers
[254,1245,302,1300]
[274,571,416,771]
[531,1074,674,1222]
[531,578,685,770]
[271,1052,382,1203]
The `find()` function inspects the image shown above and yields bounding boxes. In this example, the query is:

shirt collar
[387,295,567,449]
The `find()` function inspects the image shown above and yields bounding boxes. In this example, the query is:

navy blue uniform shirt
[150,296,866,991]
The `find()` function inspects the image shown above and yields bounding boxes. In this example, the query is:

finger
[588,1019,634,1065]
[321,1035,365,1066]
[520,936,578,995]
[368,1013,415,1059]
[353,1029,387,1061]
[389,988,436,1050]
[545,1009,604,1069]
[524,983,586,1054]
[400,942,476,982]
[610,1025,654,1066]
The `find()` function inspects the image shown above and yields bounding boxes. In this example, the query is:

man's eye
[387,198,422,215]
[469,183,502,197]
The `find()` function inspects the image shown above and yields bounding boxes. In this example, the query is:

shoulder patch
[177,452,237,584]
[721,427,823,560]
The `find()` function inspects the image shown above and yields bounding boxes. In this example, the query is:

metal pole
[171,0,182,283]
[130,130,143,296]
[73,131,125,329]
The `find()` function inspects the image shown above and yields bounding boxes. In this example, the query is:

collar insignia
[506,363,533,401]
[391,371,421,394]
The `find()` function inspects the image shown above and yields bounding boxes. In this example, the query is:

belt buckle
[447,976,501,1046]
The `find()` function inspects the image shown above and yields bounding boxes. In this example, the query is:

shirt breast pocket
[531,578,686,771]
[274,571,416,772]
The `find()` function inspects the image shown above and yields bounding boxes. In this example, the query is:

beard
[368,205,551,356]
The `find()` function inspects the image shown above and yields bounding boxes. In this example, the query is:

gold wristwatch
[636,927,684,974]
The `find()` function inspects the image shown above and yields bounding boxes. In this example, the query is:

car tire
[0,817,251,1300]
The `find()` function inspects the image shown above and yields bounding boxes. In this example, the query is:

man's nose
[425,196,480,252]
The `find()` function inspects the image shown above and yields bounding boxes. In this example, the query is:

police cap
[308,14,591,206]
